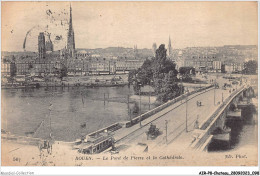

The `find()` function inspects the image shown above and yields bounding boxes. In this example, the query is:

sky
[1,1,258,52]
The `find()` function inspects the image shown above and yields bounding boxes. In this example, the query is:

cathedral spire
[67,3,75,56]
[69,4,72,26]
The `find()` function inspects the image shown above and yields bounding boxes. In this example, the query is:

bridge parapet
[125,85,214,128]
[191,85,253,151]
[199,86,245,130]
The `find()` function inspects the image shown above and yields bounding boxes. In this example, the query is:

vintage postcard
[1,1,258,169]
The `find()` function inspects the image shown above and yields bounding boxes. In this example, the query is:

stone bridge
[190,85,255,151]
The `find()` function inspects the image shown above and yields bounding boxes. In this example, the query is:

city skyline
[2,1,258,52]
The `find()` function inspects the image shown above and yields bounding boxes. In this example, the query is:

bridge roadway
[110,85,235,154]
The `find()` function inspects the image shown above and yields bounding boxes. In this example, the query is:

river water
[208,106,258,152]
[1,86,156,141]
[2,74,257,150]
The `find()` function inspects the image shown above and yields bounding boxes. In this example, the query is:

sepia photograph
[1,0,258,171]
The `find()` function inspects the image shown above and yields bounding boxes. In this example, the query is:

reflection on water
[1,86,155,141]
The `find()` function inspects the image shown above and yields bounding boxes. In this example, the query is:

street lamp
[214,79,216,106]
[179,77,184,103]
[138,82,142,127]
[48,103,53,138]
[165,120,168,143]
[185,92,188,132]
[148,80,154,110]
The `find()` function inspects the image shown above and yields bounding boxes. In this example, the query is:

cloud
[1,1,258,51]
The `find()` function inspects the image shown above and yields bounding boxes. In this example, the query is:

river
[1,86,157,142]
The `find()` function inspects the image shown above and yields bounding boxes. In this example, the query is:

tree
[152,44,179,95]
[129,69,141,93]
[132,102,140,115]
[153,44,167,75]
[137,59,153,85]
[157,70,183,102]
[153,73,164,95]
[59,64,68,80]
[179,67,195,83]
[128,44,181,103]
[179,67,195,75]
[128,69,138,84]
[244,60,257,74]
[164,59,178,75]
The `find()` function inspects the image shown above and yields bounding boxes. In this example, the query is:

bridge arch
[229,103,237,111]
[238,95,243,101]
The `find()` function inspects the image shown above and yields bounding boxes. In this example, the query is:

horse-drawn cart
[146,123,160,140]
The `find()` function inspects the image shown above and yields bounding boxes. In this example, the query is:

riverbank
[1,74,129,89]
[1,73,212,90]
[1,81,128,89]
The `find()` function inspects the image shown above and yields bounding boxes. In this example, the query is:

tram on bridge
[74,133,115,154]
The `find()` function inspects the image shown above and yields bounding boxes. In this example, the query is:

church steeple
[168,36,171,47]
[67,4,75,56]
[168,36,173,57]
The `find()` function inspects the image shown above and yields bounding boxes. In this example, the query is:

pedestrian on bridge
[194,116,199,129]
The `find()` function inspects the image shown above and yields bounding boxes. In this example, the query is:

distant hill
[76,47,153,58]
[178,45,258,64]
[2,51,37,57]
[2,45,256,63]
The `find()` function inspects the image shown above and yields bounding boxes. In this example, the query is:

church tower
[152,43,157,57]
[38,32,46,60]
[45,33,53,52]
[168,36,173,58]
[67,4,75,57]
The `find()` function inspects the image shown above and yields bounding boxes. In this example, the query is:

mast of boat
[81,91,84,107]
[49,102,53,138]
[4,104,8,133]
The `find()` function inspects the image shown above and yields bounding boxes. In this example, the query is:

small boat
[25,131,35,137]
